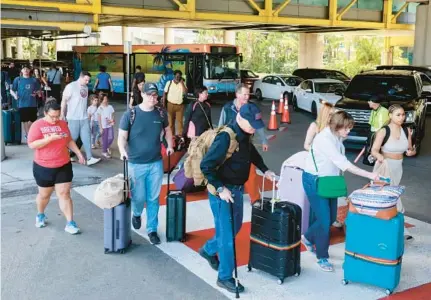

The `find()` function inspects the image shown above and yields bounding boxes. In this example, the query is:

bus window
[206,55,239,79]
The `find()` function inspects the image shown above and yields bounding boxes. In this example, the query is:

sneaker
[87,157,101,166]
[64,221,81,235]
[107,148,112,155]
[102,152,111,159]
[301,235,315,253]
[198,247,219,271]
[405,235,414,241]
[216,278,245,294]
[35,213,47,228]
[148,232,161,245]
[132,215,141,229]
[317,258,334,272]
[332,220,343,228]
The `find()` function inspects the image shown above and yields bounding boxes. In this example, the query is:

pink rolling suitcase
[278,165,310,234]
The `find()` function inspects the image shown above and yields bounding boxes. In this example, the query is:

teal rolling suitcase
[2,109,21,145]
[342,212,404,295]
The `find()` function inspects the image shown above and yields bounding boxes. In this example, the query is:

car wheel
[255,89,263,101]
[311,101,317,117]
[293,96,299,112]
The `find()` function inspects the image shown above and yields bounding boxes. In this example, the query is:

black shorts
[33,161,73,188]
[19,107,38,122]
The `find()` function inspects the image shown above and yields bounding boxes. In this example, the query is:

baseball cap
[239,103,265,130]
[143,82,158,94]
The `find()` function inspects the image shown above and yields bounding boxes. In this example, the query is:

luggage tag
[370,176,391,185]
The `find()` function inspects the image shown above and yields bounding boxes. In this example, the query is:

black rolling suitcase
[166,154,187,242]
[248,177,302,284]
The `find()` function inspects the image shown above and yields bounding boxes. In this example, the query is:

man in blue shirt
[10,65,41,140]
[118,83,174,245]
[93,65,113,95]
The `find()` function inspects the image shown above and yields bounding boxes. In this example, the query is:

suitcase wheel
[294,273,300,277]
[119,249,126,254]
[385,289,392,295]
[247,264,252,272]
[341,279,349,285]
[180,238,186,243]
[104,248,110,254]
[277,279,284,285]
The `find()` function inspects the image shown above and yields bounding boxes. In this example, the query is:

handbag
[311,146,347,198]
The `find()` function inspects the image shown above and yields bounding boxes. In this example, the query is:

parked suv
[335,70,428,154]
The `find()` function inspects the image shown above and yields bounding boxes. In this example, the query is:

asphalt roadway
[1,98,430,300]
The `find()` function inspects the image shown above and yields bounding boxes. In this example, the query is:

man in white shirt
[61,71,101,166]
[161,70,187,134]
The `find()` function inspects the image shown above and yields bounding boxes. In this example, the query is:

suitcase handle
[123,157,130,206]
[260,173,277,211]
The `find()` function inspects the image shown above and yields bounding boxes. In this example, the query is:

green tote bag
[311,147,348,198]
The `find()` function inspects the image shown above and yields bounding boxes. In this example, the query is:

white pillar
[5,39,12,58]
[16,38,23,59]
[298,33,324,69]
[164,28,174,44]
[413,3,431,66]
[223,30,236,45]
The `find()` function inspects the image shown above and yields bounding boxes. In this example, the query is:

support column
[298,33,324,69]
[5,39,12,58]
[16,38,23,59]
[381,37,394,65]
[223,30,236,45]
[164,28,174,44]
[413,3,431,66]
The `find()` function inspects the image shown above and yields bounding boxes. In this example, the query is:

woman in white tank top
[371,104,416,239]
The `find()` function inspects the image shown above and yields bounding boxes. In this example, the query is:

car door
[272,76,284,99]
[260,76,273,98]
[297,80,312,110]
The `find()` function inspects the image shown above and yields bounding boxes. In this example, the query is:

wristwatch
[216,186,224,197]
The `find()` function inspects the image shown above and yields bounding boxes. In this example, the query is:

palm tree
[153,46,172,72]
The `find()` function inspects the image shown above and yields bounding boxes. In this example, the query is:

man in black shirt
[199,103,275,294]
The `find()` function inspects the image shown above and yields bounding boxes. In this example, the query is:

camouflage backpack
[184,126,238,195]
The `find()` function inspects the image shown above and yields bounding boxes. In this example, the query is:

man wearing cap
[10,65,41,141]
[199,103,275,294]
[118,82,174,245]
[368,96,389,133]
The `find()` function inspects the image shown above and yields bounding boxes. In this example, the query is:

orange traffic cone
[277,93,284,114]
[281,98,291,124]
[267,101,279,131]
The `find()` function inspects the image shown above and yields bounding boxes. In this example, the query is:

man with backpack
[161,70,187,135]
[197,103,275,294]
[118,82,174,245]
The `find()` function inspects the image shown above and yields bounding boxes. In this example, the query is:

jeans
[91,120,101,145]
[68,119,93,160]
[203,185,244,281]
[128,160,164,234]
[101,126,114,153]
[302,172,337,259]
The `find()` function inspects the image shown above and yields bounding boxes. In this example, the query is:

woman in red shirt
[28,101,85,234]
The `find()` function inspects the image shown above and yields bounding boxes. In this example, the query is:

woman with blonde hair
[303,101,343,228]
[371,104,416,240]
[302,110,379,272]
[304,101,335,151]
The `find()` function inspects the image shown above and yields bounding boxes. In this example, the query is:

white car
[293,78,346,116]
[253,74,303,102]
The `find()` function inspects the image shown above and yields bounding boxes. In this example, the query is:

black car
[335,70,428,154]
[292,68,351,85]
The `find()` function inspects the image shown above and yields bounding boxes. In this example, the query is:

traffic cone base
[268,101,279,131]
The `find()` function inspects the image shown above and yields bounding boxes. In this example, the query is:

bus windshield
[206,55,239,79]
